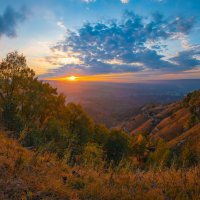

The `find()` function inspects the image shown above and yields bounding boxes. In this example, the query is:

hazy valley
[49,79,200,127]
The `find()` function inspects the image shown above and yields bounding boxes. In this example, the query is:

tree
[2,99,24,133]
[130,133,148,164]
[93,124,109,146]
[0,51,35,132]
[0,52,66,136]
[0,51,35,101]
[64,103,94,145]
[148,139,172,169]
[184,90,200,123]
[105,130,130,165]
[178,140,199,168]
[82,142,104,169]
[20,79,66,129]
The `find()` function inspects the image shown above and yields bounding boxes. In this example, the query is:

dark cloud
[46,11,199,77]
[47,61,143,77]
[0,6,28,38]
[170,46,200,70]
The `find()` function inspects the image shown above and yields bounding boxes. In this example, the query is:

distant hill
[119,90,200,152]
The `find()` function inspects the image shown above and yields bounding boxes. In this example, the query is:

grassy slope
[0,131,200,200]
[0,131,72,199]
[120,99,200,150]
[168,123,200,150]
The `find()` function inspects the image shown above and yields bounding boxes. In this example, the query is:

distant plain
[48,79,200,127]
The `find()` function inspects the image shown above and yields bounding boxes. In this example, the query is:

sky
[0,0,200,82]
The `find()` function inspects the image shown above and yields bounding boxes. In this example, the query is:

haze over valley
[49,79,200,127]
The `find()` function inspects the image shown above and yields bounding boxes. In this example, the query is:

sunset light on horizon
[67,76,78,81]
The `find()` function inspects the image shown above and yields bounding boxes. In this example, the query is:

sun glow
[67,76,78,81]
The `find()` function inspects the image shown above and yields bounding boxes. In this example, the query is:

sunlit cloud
[105,59,144,67]
[81,0,96,3]
[44,50,84,66]
[57,20,66,31]
[42,11,198,79]
[120,0,129,3]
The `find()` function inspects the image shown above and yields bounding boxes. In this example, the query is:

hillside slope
[0,131,200,200]
[0,131,71,199]
[120,90,200,150]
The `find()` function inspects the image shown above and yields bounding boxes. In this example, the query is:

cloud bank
[44,11,200,77]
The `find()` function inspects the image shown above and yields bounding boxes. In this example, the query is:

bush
[82,143,104,169]
[148,139,172,169]
[104,130,130,165]
[178,140,199,168]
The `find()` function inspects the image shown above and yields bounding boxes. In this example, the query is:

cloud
[81,0,129,3]
[121,0,129,3]
[57,20,66,31]
[81,0,96,3]
[0,6,28,38]
[170,45,200,70]
[44,11,199,77]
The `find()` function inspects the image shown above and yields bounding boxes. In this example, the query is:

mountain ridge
[119,90,200,152]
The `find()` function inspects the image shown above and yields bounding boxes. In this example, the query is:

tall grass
[0,131,199,200]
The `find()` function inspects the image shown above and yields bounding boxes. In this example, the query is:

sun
[67,76,78,81]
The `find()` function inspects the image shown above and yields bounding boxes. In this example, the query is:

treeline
[183,90,200,129]
[0,52,199,170]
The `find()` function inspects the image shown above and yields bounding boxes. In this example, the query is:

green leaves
[183,90,200,130]
[64,103,94,145]
[105,130,130,165]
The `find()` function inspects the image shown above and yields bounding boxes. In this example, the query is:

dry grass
[0,131,199,200]
[76,167,200,200]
